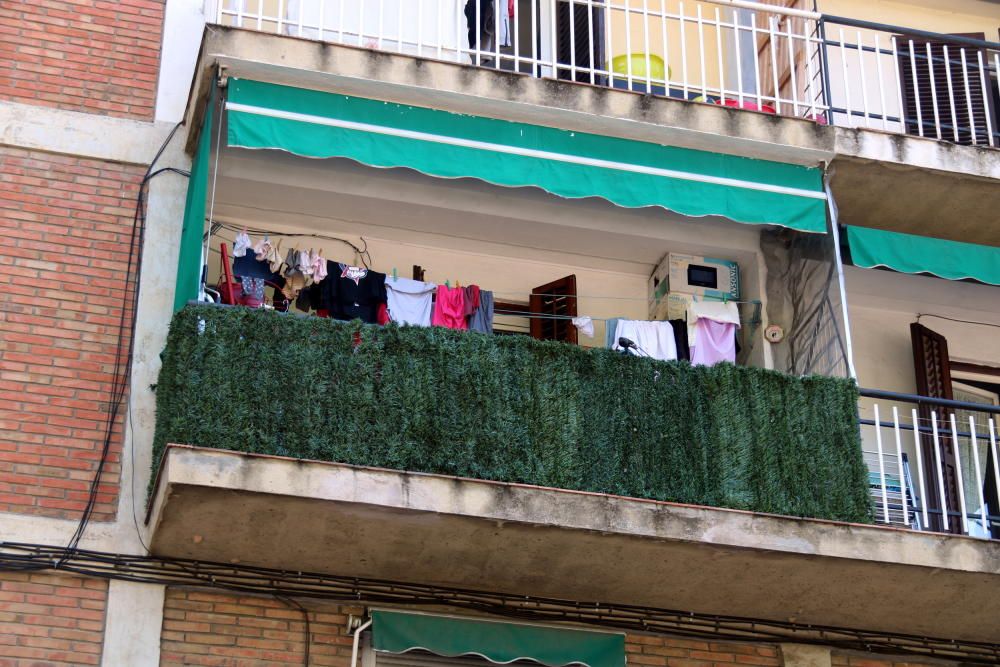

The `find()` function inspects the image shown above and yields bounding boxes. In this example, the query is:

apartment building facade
[1,1,999,665]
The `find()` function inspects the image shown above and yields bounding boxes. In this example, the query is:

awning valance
[370,610,626,667]
[226,78,828,233]
[845,225,1000,286]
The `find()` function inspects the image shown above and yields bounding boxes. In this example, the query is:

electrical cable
[0,542,996,663]
[278,595,312,667]
[917,313,1000,330]
[25,120,188,567]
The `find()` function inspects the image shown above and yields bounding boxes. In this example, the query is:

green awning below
[845,225,1000,286]
[370,610,626,667]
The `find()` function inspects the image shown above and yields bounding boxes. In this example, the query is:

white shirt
[385,277,437,327]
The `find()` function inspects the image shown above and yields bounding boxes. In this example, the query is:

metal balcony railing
[860,388,1000,539]
[213,2,1000,148]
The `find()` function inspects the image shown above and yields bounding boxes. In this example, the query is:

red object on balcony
[715,99,776,114]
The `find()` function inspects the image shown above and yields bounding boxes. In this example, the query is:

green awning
[226,78,828,233]
[174,85,216,311]
[846,225,1000,286]
[370,610,625,667]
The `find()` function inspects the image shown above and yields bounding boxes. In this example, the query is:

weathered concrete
[0,101,175,166]
[101,580,165,667]
[830,156,1000,246]
[150,446,1000,643]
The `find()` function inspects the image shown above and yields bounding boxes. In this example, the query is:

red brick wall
[0,572,107,666]
[832,652,946,667]
[0,146,143,521]
[0,0,165,120]
[161,590,363,667]
[627,634,782,667]
[160,590,784,667]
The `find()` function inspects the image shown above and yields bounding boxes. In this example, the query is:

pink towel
[691,319,737,366]
[432,285,467,330]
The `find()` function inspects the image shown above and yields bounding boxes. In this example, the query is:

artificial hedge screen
[152,305,872,523]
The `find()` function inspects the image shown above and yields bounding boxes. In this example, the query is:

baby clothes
[612,320,678,362]
[432,284,467,329]
[233,231,252,257]
[311,251,328,282]
[240,277,265,307]
[385,276,437,327]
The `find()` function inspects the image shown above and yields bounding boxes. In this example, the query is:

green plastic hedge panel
[152,305,871,523]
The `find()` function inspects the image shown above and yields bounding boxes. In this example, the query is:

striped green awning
[225,78,828,233]
[371,610,626,667]
[846,225,1000,286]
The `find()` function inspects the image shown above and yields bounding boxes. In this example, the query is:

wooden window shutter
[896,32,996,145]
[529,274,578,344]
[910,322,961,533]
[555,1,605,83]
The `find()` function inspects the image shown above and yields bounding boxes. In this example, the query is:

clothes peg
[723,293,728,304]
[445,280,450,288]
[392,267,398,280]
[456,280,461,289]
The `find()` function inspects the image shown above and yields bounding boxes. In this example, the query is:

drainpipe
[350,616,373,667]
[824,168,858,381]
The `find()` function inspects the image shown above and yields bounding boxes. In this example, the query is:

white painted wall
[156,0,209,123]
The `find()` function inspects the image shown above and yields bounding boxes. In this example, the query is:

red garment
[377,302,390,325]
[431,285,467,330]
[462,285,480,317]
[508,0,514,17]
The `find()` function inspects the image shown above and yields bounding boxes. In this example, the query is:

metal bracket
[217,66,229,89]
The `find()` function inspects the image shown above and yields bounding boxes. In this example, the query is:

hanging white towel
[612,320,678,362]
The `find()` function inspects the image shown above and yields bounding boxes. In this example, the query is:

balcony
[146,305,1000,644]
[209,0,1000,150]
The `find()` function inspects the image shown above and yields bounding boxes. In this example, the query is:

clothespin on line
[392,267,398,280]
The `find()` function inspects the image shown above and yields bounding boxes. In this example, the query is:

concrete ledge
[149,445,1000,642]
[0,101,176,166]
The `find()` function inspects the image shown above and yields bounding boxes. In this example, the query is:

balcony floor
[149,445,1000,644]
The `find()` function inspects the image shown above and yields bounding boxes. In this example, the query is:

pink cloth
[690,319,737,366]
[431,285,467,330]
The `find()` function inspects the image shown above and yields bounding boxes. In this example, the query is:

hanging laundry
[432,284,467,330]
[469,289,494,334]
[612,320,678,362]
[688,300,740,366]
[572,316,595,338]
[669,319,690,361]
[464,0,495,50]
[499,6,511,47]
[296,282,323,313]
[321,261,387,324]
[310,250,328,282]
[604,317,624,349]
[233,230,252,258]
[298,249,314,277]
[265,241,282,273]
[253,237,272,261]
[233,251,282,283]
[240,277,265,307]
[386,276,437,327]
[462,284,481,318]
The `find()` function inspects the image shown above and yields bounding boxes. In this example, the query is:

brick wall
[0,0,165,120]
[0,146,143,521]
[0,572,107,666]
[831,652,946,667]
[161,589,363,667]
[160,590,785,667]
[626,634,782,667]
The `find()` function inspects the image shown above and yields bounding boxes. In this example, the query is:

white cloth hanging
[386,276,437,327]
[612,320,678,362]
[572,316,595,338]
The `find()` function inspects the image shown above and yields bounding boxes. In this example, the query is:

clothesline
[495,291,761,305]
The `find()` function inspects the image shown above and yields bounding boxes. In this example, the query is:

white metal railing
[861,391,1000,539]
[215,0,827,120]
[819,16,1000,147]
[214,2,1000,148]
